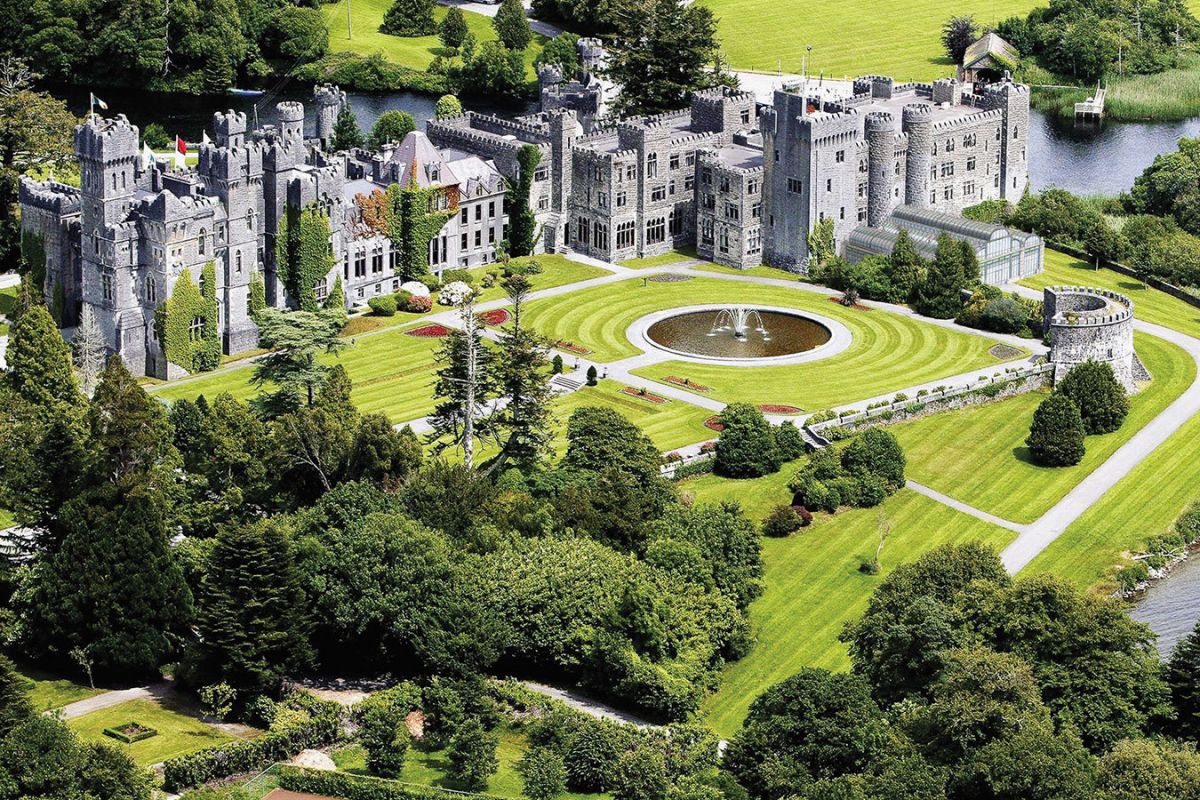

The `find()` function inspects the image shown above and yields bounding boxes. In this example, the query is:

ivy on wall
[276,204,335,312]
[324,274,346,320]
[507,144,541,257]
[155,261,222,373]
[20,230,46,297]
[248,270,267,317]
[357,171,456,282]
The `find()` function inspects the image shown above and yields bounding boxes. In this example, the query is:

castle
[20,71,1039,379]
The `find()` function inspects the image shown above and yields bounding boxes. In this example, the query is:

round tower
[1044,286,1138,391]
[865,112,895,227]
[276,101,305,150]
[313,85,346,150]
[902,104,933,208]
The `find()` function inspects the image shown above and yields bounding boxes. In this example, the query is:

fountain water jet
[709,307,770,341]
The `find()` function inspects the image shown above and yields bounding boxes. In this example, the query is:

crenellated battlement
[75,114,139,162]
[19,177,82,215]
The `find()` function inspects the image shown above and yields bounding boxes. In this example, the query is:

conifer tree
[439,7,469,50]
[1026,393,1086,467]
[331,106,364,152]
[447,717,500,791]
[192,519,314,695]
[381,0,437,37]
[492,275,553,472]
[0,655,33,735]
[429,291,496,468]
[888,229,925,302]
[85,357,178,486]
[1055,360,1129,434]
[494,0,532,51]
[323,274,347,322]
[72,303,106,397]
[912,233,966,319]
[1167,620,1200,740]
[252,307,347,414]
[3,302,79,411]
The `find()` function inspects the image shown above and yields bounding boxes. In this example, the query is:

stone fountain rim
[627,304,854,366]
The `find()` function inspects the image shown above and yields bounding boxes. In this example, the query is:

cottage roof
[389,131,450,188]
[962,32,1018,70]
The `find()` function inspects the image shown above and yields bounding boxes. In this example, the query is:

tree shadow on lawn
[1012,444,1037,466]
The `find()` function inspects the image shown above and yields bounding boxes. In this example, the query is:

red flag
[176,136,188,155]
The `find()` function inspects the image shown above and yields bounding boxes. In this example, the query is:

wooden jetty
[1075,83,1106,121]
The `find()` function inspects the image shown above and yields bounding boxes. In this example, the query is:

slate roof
[963,32,1018,69]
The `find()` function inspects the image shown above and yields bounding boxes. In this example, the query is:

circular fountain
[632,304,847,364]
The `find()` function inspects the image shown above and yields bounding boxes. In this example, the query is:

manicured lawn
[698,0,1038,80]
[1025,407,1200,592]
[0,284,16,316]
[67,698,239,766]
[692,484,1014,738]
[470,255,613,304]
[618,247,698,269]
[332,726,603,800]
[690,263,803,281]
[889,331,1195,523]
[16,665,102,712]
[550,380,712,454]
[324,0,547,80]
[1020,249,1200,342]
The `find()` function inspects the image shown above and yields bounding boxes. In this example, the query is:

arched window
[198,228,207,256]
[189,316,205,341]
[235,251,243,274]
[247,211,255,231]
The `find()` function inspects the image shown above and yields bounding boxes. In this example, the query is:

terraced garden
[890,332,1196,523]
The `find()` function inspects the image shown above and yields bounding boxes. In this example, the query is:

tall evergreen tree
[381,0,437,37]
[2,302,79,411]
[0,655,33,735]
[888,229,925,302]
[19,480,193,680]
[331,105,364,152]
[72,303,107,397]
[439,6,469,50]
[252,308,347,415]
[191,519,314,695]
[429,291,496,468]
[1026,393,1086,467]
[1167,619,1200,740]
[493,0,532,50]
[912,234,967,319]
[448,717,500,791]
[491,275,553,473]
[85,357,179,487]
[1056,360,1129,435]
[605,0,725,116]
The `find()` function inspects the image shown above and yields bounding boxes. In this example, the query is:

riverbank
[1028,54,1200,122]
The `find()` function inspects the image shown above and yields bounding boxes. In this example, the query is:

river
[1130,557,1200,660]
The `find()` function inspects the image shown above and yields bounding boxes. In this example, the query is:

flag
[175,136,188,156]
[90,92,108,111]
[202,131,211,147]
[142,142,155,169]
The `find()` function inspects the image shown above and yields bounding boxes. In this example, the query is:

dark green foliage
[1055,361,1129,435]
[978,296,1030,334]
[552,354,564,373]
[774,421,806,461]
[435,94,464,119]
[645,503,763,608]
[440,7,469,49]
[840,429,906,491]
[381,0,437,37]
[824,256,893,302]
[456,40,528,101]
[494,0,532,50]
[357,685,419,777]
[606,0,726,116]
[86,356,179,486]
[264,6,330,62]
[0,656,33,737]
[3,301,79,411]
[369,295,398,316]
[276,204,336,311]
[447,717,499,791]
[614,745,669,800]
[715,403,780,478]
[789,430,905,513]
[331,106,365,152]
[761,504,808,537]
[519,746,568,800]
[0,714,152,800]
[369,111,416,149]
[564,719,624,792]
[1167,619,1200,740]
[911,234,967,319]
[724,668,889,799]
[536,33,580,74]
[888,229,924,302]
[492,279,555,473]
[586,365,598,385]
[252,308,346,412]
[562,406,662,482]
[941,16,977,63]
[189,519,314,696]
[507,145,542,257]
[1026,393,1086,467]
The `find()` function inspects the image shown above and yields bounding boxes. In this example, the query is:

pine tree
[447,717,499,791]
[1026,393,1086,467]
[912,233,966,319]
[86,357,178,486]
[493,0,532,51]
[0,655,33,735]
[3,302,79,411]
[331,106,364,152]
[323,274,347,322]
[192,519,314,695]
[1055,360,1129,434]
[381,0,437,37]
[20,480,193,680]
[888,229,925,303]
[492,275,553,473]
[72,303,106,397]
[439,7,469,50]
[252,308,347,414]
[428,292,495,469]
[1167,620,1200,740]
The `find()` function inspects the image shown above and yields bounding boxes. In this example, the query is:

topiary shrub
[1055,360,1129,435]
[1026,393,1086,467]
[368,295,398,316]
[761,505,808,537]
[715,403,781,478]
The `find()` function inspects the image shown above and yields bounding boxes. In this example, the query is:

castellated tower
[864,112,894,227]
[76,114,147,372]
[277,101,305,151]
[314,85,347,150]
[902,104,933,208]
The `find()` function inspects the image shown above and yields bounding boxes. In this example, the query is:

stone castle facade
[21,72,1033,379]
[1044,286,1148,391]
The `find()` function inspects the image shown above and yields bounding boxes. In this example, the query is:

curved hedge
[162,693,341,791]
[279,765,507,800]
[155,261,222,373]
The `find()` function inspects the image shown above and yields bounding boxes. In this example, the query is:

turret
[314,85,346,150]
[276,101,305,150]
[865,112,894,227]
[76,114,140,229]
[902,104,933,208]
[213,110,247,150]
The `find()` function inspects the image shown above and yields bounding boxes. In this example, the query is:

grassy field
[691,483,1014,738]
[67,698,239,766]
[324,0,547,79]
[618,247,698,269]
[697,0,1038,80]
[16,665,102,712]
[1021,249,1200,342]
[332,726,603,800]
[549,380,712,454]
[890,332,1195,523]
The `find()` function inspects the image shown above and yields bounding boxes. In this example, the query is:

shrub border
[102,721,158,744]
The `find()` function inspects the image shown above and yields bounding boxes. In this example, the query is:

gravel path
[55,686,156,720]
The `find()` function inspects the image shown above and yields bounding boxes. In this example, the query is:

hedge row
[102,722,157,744]
[279,765,506,800]
[162,693,341,791]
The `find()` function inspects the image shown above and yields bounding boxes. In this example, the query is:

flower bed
[758,404,803,414]
[704,416,725,432]
[828,296,870,311]
[989,343,1024,360]
[649,273,693,282]
[556,339,592,355]
[621,386,668,404]
[406,324,451,338]
[103,721,158,744]
[477,309,511,326]
[664,376,713,392]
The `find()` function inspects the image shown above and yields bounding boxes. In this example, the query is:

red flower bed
[556,339,592,355]
[477,309,510,326]
[407,324,451,338]
[621,387,667,404]
[665,376,713,392]
[829,296,871,311]
[758,404,803,414]
[704,416,725,432]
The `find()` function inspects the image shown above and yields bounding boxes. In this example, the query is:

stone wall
[1044,286,1137,391]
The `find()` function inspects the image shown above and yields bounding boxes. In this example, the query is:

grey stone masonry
[695,138,765,269]
[1044,286,1138,391]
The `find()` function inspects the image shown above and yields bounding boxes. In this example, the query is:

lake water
[1130,556,1200,660]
